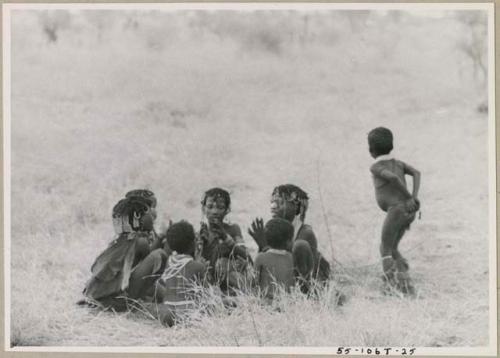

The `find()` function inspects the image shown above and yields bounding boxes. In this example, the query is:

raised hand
[248,217,267,251]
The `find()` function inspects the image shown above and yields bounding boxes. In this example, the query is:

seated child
[198,187,252,293]
[124,189,170,253]
[249,184,331,294]
[81,191,167,310]
[254,218,295,302]
[368,127,421,296]
[147,221,207,327]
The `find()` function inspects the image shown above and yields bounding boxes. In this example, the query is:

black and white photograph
[3,2,496,355]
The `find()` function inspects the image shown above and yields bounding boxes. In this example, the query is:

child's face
[203,196,228,224]
[270,194,296,222]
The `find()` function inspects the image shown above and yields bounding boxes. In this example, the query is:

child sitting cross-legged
[145,221,207,327]
[254,218,295,302]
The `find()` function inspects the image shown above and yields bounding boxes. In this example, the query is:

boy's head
[201,187,231,225]
[166,220,196,255]
[265,218,294,250]
[270,184,309,222]
[368,127,393,158]
[125,189,157,219]
[112,196,153,233]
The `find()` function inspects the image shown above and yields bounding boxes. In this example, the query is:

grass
[8,10,490,347]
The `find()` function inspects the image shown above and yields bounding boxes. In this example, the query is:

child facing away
[147,221,207,327]
[368,127,421,296]
[82,190,167,311]
[254,218,295,302]
[197,187,253,293]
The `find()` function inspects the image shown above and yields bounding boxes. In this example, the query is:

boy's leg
[392,227,408,270]
[128,249,168,299]
[380,205,410,281]
[383,206,417,296]
[392,209,416,267]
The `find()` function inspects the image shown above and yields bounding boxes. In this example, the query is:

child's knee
[150,248,168,273]
[293,240,313,257]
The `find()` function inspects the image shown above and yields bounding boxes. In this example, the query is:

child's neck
[374,153,394,163]
[267,248,288,254]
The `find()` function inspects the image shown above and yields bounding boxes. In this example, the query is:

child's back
[149,220,207,326]
[371,157,411,211]
[255,250,294,299]
[160,258,205,306]
[254,218,295,300]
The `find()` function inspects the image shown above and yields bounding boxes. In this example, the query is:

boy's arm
[370,164,412,199]
[229,224,245,244]
[223,224,253,261]
[149,231,163,251]
[134,234,152,262]
[403,163,421,199]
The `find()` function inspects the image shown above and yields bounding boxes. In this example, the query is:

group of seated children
[81,185,327,326]
[81,126,421,325]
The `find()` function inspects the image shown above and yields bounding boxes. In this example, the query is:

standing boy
[368,127,421,295]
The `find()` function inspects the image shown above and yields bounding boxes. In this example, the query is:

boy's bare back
[370,158,417,212]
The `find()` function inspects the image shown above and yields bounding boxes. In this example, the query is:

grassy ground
[8,10,491,347]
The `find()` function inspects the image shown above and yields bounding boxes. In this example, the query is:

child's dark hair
[368,127,393,156]
[272,184,309,201]
[272,184,309,219]
[265,218,294,250]
[112,196,150,219]
[125,189,157,208]
[201,187,231,209]
[166,221,196,254]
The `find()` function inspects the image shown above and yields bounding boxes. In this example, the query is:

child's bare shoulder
[255,251,292,265]
[370,160,390,173]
